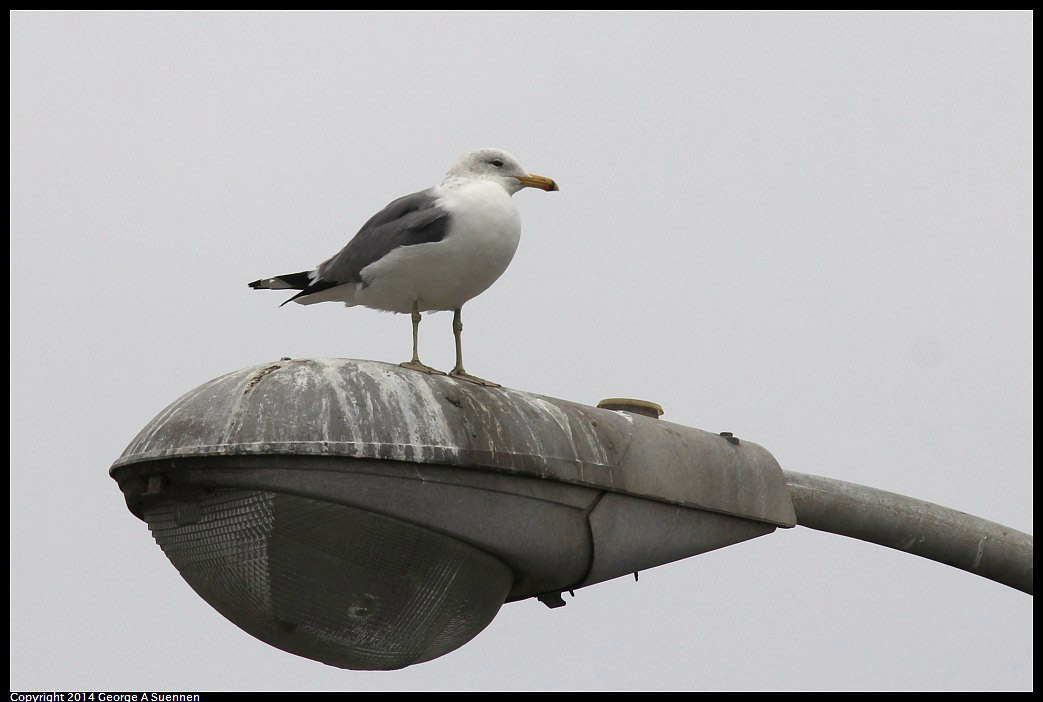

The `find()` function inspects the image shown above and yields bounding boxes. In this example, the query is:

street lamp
[110,358,1032,670]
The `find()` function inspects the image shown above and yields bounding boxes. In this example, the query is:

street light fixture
[110,358,1032,670]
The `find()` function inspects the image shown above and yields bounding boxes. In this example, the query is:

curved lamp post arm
[783,470,1033,595]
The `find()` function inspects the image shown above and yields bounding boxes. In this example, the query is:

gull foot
[400,360,447,376]
[449,369,501,388]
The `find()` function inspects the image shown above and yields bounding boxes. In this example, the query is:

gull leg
[399,301,446,375]
[448,307,500,387]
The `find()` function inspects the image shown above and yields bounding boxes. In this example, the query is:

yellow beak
[515,174,559,191]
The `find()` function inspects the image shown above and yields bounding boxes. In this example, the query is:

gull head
[444,148,558,194]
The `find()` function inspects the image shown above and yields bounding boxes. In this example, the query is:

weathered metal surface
[785,471,1033,595]
[112,358,796,527]
[118,453,779,598]
[581,492,776,587]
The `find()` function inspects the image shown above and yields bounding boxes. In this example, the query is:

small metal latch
[537,591,567,609]
[144,474,168,495]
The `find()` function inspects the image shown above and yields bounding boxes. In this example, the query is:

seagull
[249,148,558,386]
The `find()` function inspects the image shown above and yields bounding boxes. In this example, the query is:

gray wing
[284,189,451,304]
[318,189,451,284]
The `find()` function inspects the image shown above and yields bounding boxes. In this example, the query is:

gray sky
[10,10,1032,691]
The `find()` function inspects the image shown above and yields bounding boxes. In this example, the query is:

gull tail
[248,270,347,307]
[248,271,314,291]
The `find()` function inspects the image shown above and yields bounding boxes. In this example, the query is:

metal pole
[783,470,1033,595]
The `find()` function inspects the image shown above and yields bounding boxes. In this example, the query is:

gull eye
[490,159,504,168]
